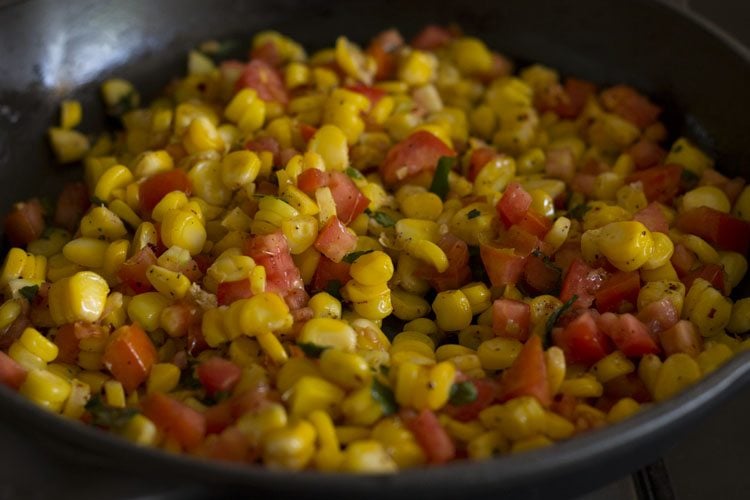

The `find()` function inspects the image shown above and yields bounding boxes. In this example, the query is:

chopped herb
[371,378,397,415]
[449,381,478,406]
[297,342,329,358]
[90,196,106,206]
[18,285,39,301]
[324,279,343,299]
[568,204,591,219]
[180,359,203,389]
[681,168,699,188]
[109,90,139,117]
[467,208,481,219]
[545,294,578,338]
[342,249,374,264]
[345,167,364,180]
[378,364,390,377]
[85,395,139,431]
[429,156,455,200]
[372,211,396,228]
[364,207,373,215]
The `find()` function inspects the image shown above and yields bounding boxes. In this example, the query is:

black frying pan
[1,0,749,498]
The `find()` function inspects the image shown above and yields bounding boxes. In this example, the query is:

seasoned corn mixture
[2,25,750,471]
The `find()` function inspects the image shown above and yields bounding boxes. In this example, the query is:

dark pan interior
[1,0,750,498]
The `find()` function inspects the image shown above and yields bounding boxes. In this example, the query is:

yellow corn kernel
[58,99,82,129]
[433,290,473,331]
[131,222,158,253]
[257,331,289,365]
[235,402,288,446]
[341,440,397,473]
[287,375,345,418]
[589,221,654,272]
[390,288,431,321]
[652,353,701,402]
[680,234,720,265]
[151,191,189,223]
[94,165,133,202]
[477,337,523,371]
[320,349,371,390]
[263,421,317,470]
[61,238,108,269]
[719,252,747,291]
[145,265,191,300]
[733,185,750,221]
[340,386,383,426]
[479,397,546,441]
[581,202,632,231]
[20,369,72,412]
[642,232,674,270]
[308,410,343,471]
[727,298,750,334]
[276,358,321,394]
[682,185,730,213]
[8,342,45,371]
[665,137,713,175]
[399,191,443,221]
[146,362,181,394]
[468,430,511,460]
[560,375,603,398]
[543,411,575,440]
[61,379,91,419]
[132,150,173,179]
[474,156,517,197]
[425,362,456,410]
[119,413,158,446]
[27,229,71,259]
[349,251,394,286]
[399,49,437,86]
[48,127,90,163]
[543,216,571,252]
[48,271,110,325]
[0,299,22,330]
[637,280,685,316]
[592,351,635,383]
[299,318,357,352]
[435,343,475,361]
[607,398,641,423]
[19,327,58,363]
[696,342,733,375]
[616,184,648,214]
[160,209,206,256]
[687,285,732,337]
[77,370,109,393]
[457,326,494,351]
[308,124,349,171]
[0,248,28,287]
[511,435,554,454]
[103,379,126,408]
[127,292,170,332]
[640,261,679,282]
[79,206,128,241]
[638,354,662,396]
[371,418,426,468]
[225,88,266,132]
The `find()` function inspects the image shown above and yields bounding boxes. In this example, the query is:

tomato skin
[243,232,307,308]
[419,233,471,291]
[516,210,552,239]
[633,202,669,233]
[628,140,667,170]
[379,131,455,186]
[54,182,90,232]
[600,85,661,129]
[141,392,206,450]
[546,148,577,183]
[139,170,192,214]
[411,25,454,50]
[245,136,281,166]
[659,320,703,357]
[597,312,660,357]
[681,263,726,295]
[603,373,652,403]
[468,147,497,182]
[250,41,283,67]
[4,199,45,246]
[553,311,613,364]
[626,164,682,204]
[117,246,158,294]
[594,271,641,314]
[443,378,497,422]
[296,168,330,196]
[637,298,679,335]
[235,59,288,104]
[314,216,358,263]
[327,171,370,225]
[400,408,456,464]
[367,29,404,81]
[554,78,596,119]
[216,279,253,306]
[671,243,698,277]
[54,322,104,365]
[102,324,158,392]
[523,253,561,295]
[479,243,527,287]
[197,357,242,397]
[492,298,531,341]
[345,84,387,105]
[676,206,750,254]
[560,259,608,309]
[0,351,26,389]
[496,182,532,227]
[312,257,352,293]
[498,336,551,407]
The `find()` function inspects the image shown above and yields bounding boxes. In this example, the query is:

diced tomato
[420,233,472,291]
[681,263,726,295]
[204,401,234,434]
[603,373,652,403]
[367,29,403,81]
[676,206,750,254]
[54,182,90,232]
[600,85,661,129]
[243,232,307,308]
[545,148,576,183]
[278,148,299,168]
[250,41,283,67]
[516,210,552,239]
[245,136,281,166]
[571,173,596,197]
[298,123,318,144]
[53,322,104,365]
[216,278,253,306]
[594,271,640,313]
[496,182,532,227]
[159,302,199,338]
[626,164,682,204]
[633,202,669,233]
[202,427,252,462]
[400,408,456,464]
[141,392,206,450]
[443,378,497,422]
[498,336,551,407]
[492,299,531,341]
[411,25,454,50]
[467,147,497,182]
[523,252,562,295]
[553,311,612,364]
[722,177,746,206]
[659,320,703,357]
[117,246,158,294]
[197,357,242,397]
[235,59,288,104]
[0,311,29,351]
[637,298,679,335]
[0,351,26,389]
[379,130,456,186]
[560,259,608,309]
[314,216,357,263]
[102,324,158,392]
[327,171,370,225]
[479,243,527,287]
[346,83,387,105]
[671,243,698,277]
[312,256,352,293]
[187,322,210,357]
[498,225,540,256]
[139,170,192,214]
[4,199,45,246]
[627,140,667,170]
[296,168,330,196]
[597,313,660,357]
[554,78,596,119]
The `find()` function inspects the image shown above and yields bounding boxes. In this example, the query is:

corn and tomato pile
[2,25,750,472]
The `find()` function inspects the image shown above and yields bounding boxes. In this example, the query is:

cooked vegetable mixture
[2,25,750,471]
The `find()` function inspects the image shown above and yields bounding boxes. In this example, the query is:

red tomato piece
[296,168,330,196]
[637,298,679,335]
[400,408,456,464]
[492,298,531,341]
[245,136,281,166]
[496,182,532,227]
[54,322,105,364]
[4,199,45,247]
[676,206,750,254]
[197,357,242,397]
[379,130,456,186]
[420,233,472,291]
[626,164,683,204]
[54,182,90,232]
[671,243,698,277]
[346,84,387,105]
[498,225,541,256]
[597,313,660,357]
[0,351,26,389]
[204,400,234,434]
[523,252,562,295]
[250,41,283,67]
[681,263,727,295]
[516,210,552,239]
[545,148,576,183]
[600,85,661,129]
[187,322,210,357]
[553,311,612,364]
[243,232,307,308]
[216,278,253,306]
[202,426,252,462]
[411,25,454,50]
[603,373,652,404]
[479,243,527,287]
[141,392,206,450]
[117,246,158,294]
[159,301,199,338]
[299,123,318,144]
[554,78,597,119]
[327,171,370,225]
[235,59,288,104]
[312,257,352,293]
[560,259,609,309]
[594,271,641,314]
[498,336,551,407]
[633,202,669,233]
[139,170,192,214]
[468,147,497,182]
[627,140,667,170]
[443,378,497,422]
[314,216,357,263]
[367,29,404,81]
[102,324,158,392]
[659,320,703,357]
